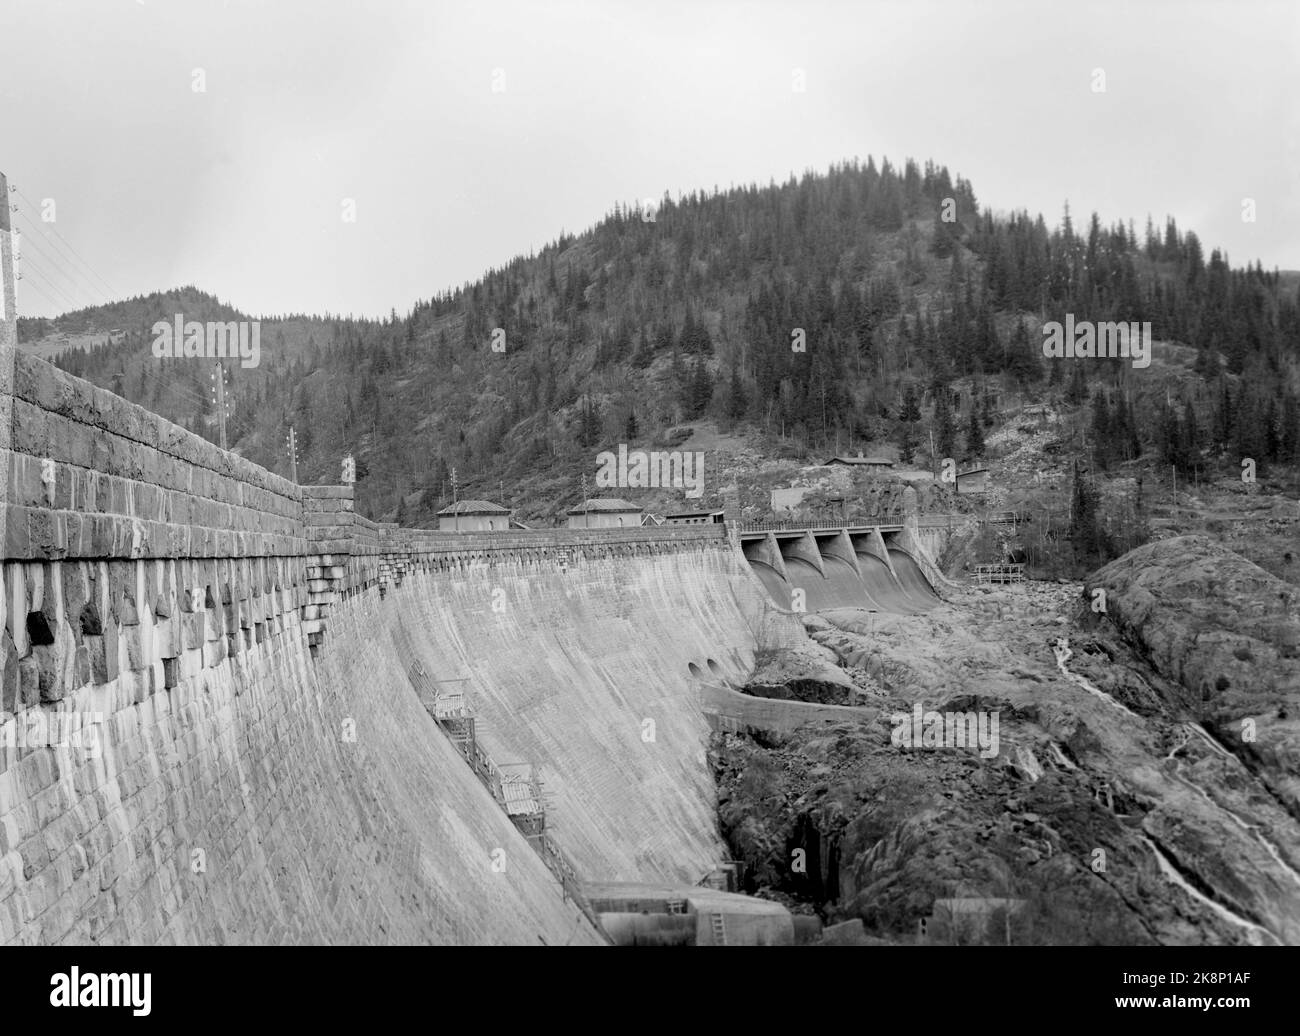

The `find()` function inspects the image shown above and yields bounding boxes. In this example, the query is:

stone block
[102,619,120,683]
[0,632,18,712]
[19,655,40,708]
[182,611,205,652]
[87,636,108,684]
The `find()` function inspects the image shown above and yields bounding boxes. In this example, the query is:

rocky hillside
[713,538,1300,945]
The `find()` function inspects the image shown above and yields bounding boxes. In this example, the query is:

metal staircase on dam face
[404,658,607,937]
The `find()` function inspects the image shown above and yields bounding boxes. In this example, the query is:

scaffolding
[974,563,1025,584]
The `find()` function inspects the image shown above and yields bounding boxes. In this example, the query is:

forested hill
[21,157,1300,525]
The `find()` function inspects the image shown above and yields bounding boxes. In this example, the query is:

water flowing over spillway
[744,544,940,614]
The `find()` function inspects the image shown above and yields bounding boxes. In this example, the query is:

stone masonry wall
[5,353,301,562]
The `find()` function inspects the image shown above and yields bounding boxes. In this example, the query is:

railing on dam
[740,519,901,533]
[385,524,727,554]
[739,513,971,534]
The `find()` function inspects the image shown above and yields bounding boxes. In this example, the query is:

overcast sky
[3,0,1296,320]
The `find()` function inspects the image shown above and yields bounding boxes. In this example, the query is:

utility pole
[285,426,298,484]
[210,362,230,449]
[450,466,459,531]
[2,173,18,566]
[581,473,589,528]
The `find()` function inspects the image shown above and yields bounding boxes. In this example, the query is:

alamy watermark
[595,444,705,498]
[152,314,261,368]
[0,710,104,758]
[889,703,1000,758]
[1042,315,1151,369]
[50,968,151,1016]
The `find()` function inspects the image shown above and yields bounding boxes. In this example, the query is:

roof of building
[499,774,542,817]
[567,498,642,515]
[957,467,989,477]
[824,454,895,466]
[437,500,510,515]
[665,509,725,519]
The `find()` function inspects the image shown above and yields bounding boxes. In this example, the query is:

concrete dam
[0,300,944,942]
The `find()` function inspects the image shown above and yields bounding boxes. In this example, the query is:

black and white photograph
[0,0,1297,1014]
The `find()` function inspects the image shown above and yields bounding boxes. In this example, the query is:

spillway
[888,548,941,607]
[743,534,940,614]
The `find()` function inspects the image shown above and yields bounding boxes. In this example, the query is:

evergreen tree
[1181,399,1202,473]
[1233,386,1266,475]
[577,393,603,448]
[897,383,921,458]
[898,421,917,463]
[965,407,985,459]
[1282,391,1300,465]
[727,367,748,421]
[682,358,714,418]
[1064,363,1088,405]
[899,383,921,422]
[1091,392,1112,470]
[1068,461,1101,564]
[934,386,959,460]
[1005,319,1041,385]
[931,208,957,257]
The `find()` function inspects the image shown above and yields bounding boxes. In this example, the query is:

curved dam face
[0,525,788,944]
[383,543,777,883]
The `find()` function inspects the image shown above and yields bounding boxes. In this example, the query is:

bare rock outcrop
[1090,535,1300,820]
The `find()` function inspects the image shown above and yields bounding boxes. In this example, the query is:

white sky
[3,0,1297,319]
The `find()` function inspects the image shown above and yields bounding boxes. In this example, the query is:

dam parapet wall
[4,352,302,563]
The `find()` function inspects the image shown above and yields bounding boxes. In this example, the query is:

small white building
[664,509,726,526]
[770,487,808,515]
[436,500,511,532]
[567,498,643,529]
[956,467,989,495]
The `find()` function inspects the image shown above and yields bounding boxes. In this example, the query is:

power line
[137,364,211,409]
[19,256,83,312]
[13,222,105,310]
[13,186,120,300]
[13,274,65,315]
[15,208,115,309]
